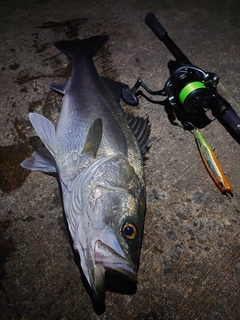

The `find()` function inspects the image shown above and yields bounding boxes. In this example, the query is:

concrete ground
[1,0,240,319]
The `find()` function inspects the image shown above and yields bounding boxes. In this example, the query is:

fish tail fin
[54,35,108,60]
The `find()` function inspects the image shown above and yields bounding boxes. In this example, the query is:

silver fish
[21,35,150,301]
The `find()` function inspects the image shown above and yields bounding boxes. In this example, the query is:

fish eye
[122,222,137,240]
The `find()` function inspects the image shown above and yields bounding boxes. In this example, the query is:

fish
[21,35,151,301]
[194,129,233,197]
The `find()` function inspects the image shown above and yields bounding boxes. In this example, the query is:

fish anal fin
[81,118,103,158]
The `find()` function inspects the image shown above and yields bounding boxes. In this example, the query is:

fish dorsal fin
[29,113,56,157]
[81,118,102,158]
[50,80,69,95]
[21,147,57,173]
[126,114,151,159]
[101,77,128,101]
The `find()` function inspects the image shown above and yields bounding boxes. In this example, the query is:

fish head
[68,154,146,301]
[90,186,145,301]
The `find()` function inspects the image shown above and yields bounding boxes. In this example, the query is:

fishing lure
[194,129,233,197]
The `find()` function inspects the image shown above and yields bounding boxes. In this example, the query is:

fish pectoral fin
[29,113,56,157]
[50,80,69,95]
[21,147,57,173]
[81,118,102,158]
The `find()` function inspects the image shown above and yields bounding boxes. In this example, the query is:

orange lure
[194,129,233,197]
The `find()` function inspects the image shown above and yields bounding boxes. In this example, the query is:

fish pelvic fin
[81,118,102,158]
[54,35,108,60]
[50,80,69,95]
[29,113,56,157]
[126,114,151,160]
[21,147,57,173]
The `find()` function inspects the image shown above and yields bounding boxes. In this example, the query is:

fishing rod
[122,13,240,137]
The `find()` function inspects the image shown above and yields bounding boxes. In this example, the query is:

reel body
[164,63,218,114]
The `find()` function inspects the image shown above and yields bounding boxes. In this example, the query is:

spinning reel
[122,13,240,136]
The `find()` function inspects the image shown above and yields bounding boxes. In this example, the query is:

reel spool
[164,64,217,114]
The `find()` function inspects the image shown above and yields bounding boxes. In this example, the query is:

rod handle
[145,13,167,40]
[220,102,240,136]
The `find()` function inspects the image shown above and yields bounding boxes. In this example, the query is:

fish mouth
[92,232,137,301]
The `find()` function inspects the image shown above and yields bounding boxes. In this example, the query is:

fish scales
[56,60,141,185]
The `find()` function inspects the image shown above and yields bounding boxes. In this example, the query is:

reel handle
[145,13,191,65]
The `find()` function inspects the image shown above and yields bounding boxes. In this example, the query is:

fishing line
[218,82,240,110]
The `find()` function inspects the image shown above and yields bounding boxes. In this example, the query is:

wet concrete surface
[1,0,240,319]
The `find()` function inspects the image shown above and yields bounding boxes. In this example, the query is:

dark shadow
[56,178,100,309]
[212,109,240,144]
[105,270,137,295]
[131,77,240,144]
[54,176,107,314]
[137,90,212,130]
[136,86,240,144]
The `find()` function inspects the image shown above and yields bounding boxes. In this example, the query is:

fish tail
[54,35,108,60]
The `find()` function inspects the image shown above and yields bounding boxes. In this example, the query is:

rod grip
[220,105,240,135]
[145,13,167,40]
[145,13,191,64]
